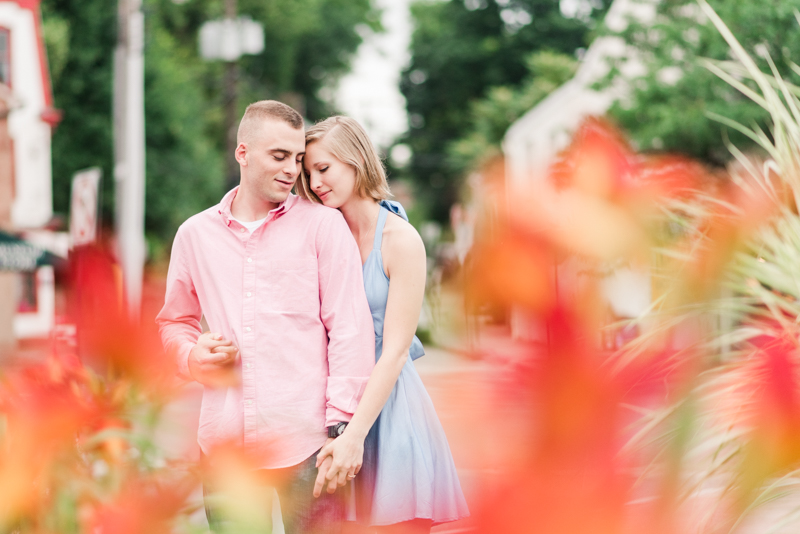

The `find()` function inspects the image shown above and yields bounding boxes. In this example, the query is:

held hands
[188,332,240,387]
[313,433,365,498]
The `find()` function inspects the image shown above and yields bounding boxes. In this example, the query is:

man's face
[238,119,305,207]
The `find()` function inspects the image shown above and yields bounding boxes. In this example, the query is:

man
[156,100,374,533]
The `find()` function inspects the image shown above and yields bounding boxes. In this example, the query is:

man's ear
[234,143,248,166]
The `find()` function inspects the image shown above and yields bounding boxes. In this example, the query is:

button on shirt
[156,189,375,469]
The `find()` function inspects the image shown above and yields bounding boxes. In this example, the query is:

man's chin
[265,191,291,205]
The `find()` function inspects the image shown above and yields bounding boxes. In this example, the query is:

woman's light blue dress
[356,201,469,526]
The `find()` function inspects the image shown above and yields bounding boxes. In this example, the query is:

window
[0,29,10,87]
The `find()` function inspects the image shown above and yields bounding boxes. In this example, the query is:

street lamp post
[223,0,238,192]
[198,4,264,192]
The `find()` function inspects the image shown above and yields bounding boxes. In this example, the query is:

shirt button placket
[243,235,258,450]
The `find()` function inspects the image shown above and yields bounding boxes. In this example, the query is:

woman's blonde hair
[296,116,392,203]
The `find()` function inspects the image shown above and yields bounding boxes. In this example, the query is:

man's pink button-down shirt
[156,189,375,469]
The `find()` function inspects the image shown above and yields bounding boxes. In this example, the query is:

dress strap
[373,206,389,250]
[378,200,409,222]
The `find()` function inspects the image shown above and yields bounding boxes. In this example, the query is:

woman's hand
[313,431,365,496]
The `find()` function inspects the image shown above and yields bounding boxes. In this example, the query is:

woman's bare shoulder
[383,213,424,253]
[382,213,426,276]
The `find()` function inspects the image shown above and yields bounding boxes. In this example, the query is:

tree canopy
[448,50,578,179]
[604,0,800,165]
[41,0,378,252]
[400,0,608,222]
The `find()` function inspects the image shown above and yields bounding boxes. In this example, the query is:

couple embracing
[156,100,468,533]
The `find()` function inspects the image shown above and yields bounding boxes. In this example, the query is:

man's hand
[313,440,336,498]
[313,432,364,497]
[188,332,239,387]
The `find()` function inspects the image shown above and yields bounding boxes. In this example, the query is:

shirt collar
[217,187,297,226]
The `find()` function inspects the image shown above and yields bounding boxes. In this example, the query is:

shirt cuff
[175,340,196,381]
[325,376,369,427]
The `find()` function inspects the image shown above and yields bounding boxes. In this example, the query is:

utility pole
[113,0,146,320]
[223,0,238,192]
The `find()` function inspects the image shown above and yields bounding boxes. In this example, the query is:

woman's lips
[317,190,331,201]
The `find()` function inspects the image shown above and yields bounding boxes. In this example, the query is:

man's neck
[230,184,280,222]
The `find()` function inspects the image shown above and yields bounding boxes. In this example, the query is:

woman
[298,116,469,533]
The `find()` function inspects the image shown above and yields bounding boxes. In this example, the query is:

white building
[502,0,659,342]
[0,0,64,342]
[503,0,658,191]
[1,0,59,227]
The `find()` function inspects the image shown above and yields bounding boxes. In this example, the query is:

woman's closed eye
[319,166,329,173]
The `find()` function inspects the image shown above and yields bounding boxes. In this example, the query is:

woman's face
[303,140,358,209]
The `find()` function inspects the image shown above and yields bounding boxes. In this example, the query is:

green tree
[42,0,116,226]
[401,0,606,222]
[41,0,378,252]
[239,0,380,120]
[604,0,800,164]
[448,50,577,177]
[153,0,380,121]
[143,17,224,249]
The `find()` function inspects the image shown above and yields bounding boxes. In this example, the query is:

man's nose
[284,161,299,177]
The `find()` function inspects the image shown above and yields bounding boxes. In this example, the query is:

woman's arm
[316,217,427,492]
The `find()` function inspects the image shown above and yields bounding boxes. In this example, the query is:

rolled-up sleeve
[156,226,202,381]
[316,212,375,426]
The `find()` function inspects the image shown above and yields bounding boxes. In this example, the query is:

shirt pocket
[262,259,319,313]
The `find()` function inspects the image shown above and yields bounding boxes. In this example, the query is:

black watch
[327,422,348,438]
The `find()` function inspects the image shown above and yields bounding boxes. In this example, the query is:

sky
[334,0,412,150]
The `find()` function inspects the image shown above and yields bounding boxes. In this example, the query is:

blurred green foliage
[41,0,378,252]
[400,0,607,223]
[448,50,577,179]
[143,15,223,252]
[604,0,800,165]
[42,0,116,230]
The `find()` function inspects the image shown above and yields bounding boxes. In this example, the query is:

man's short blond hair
[237,100,304,144]
[296,116,392,203]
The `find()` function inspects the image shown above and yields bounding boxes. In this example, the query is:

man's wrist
[187,345,201,380]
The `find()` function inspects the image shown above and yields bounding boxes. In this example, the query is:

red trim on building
[11,1,41,11]
[40,107,61,127]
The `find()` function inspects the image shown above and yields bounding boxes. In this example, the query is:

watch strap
[327,422,347,438]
